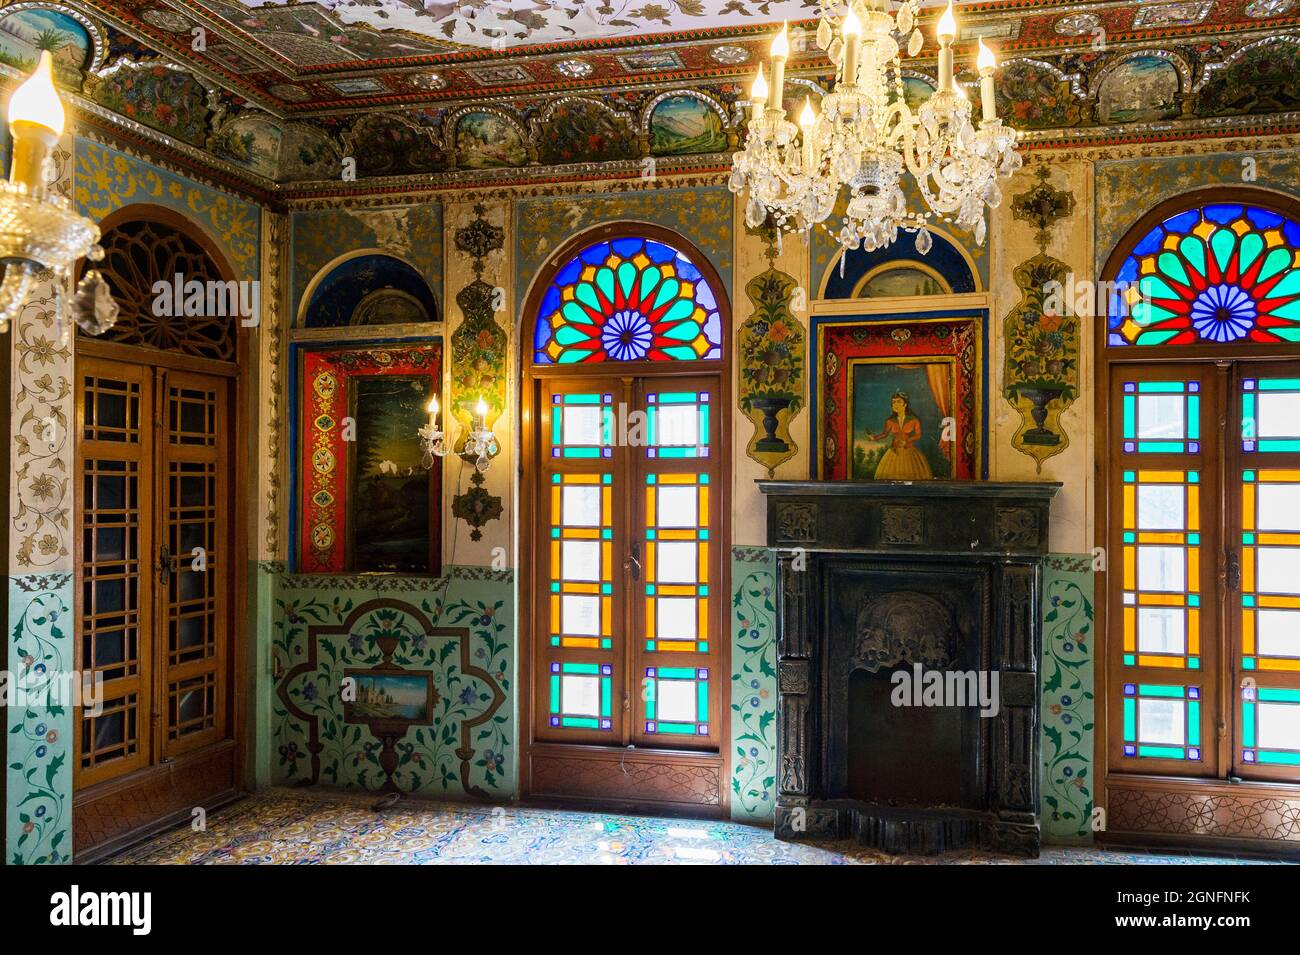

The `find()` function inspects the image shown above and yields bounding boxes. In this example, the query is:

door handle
[157,543,172,586]
[625,541,641,581]
[1225,549,1241,592]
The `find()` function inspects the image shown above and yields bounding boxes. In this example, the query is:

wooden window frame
[1095,187,1300,851]
[518,222,734,815]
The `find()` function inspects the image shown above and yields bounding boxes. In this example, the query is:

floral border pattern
[1041,554,1096,843]
[730,552,776,823]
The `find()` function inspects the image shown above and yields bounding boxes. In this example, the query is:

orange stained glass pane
[698,541,709,583]
[1188,548,1199,591]
[1188,485,1199,531]
[1259,594,1300,608]
[1123,607,1136,652]
[1137,532,1186,545]
[1244,548,1256,593]
[1188,609,1200,655]
[1138,593,1186,606]
[1260,658,1300,672]
[1123,485,1136,528]
[1244,483,1256,532]
[1137,655,1185,668]
[1244,609,1255,655]
[1123,546,1136,589]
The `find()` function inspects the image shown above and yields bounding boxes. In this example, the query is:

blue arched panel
[302,253,438,328]
[821,229,977,300]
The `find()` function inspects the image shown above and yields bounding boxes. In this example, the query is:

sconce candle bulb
[7,51,64,195]
[769,21,789,111]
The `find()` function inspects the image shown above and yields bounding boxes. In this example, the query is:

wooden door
[73,354,238,851]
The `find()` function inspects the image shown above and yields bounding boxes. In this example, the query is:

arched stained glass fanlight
[1111,203,1300,346]
[533,236,723,364]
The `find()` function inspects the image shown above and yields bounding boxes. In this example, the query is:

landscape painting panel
[350,375,435,573]
[650,95,726,155]
[0,8,92,84]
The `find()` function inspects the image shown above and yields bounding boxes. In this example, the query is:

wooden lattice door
[72,210,242,855]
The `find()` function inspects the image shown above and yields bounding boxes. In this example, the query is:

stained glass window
[1121,470,1202,669]
[1241,377,1300,453]
[533,237,723,364]
[644,473,710,654]
[551,392,614,458]
[1122,381,1200,454]
[1242,686,1300,766]
[549,473,614,650]
[646,390,710,459]
[550,662,613,730]
[1122,683,1202,760]
[643,667,709,736]
[1110,204,1300,347]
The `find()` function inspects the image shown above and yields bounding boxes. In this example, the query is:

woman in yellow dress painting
[869,391,933,480]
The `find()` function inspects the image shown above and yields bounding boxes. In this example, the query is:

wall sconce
[462,397,498,474]
[0,51,117,338]
[419,394,448,468]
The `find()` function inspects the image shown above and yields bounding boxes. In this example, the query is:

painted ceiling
[4,0,1299,193]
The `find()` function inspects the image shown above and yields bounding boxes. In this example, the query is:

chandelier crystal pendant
[0,51,117,340]
[728,0,1022,259]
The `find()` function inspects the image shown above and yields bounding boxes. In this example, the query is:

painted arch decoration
[1111,202,1300,346]
[533,235,723,364]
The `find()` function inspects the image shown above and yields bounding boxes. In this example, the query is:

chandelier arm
[0,262,35,334]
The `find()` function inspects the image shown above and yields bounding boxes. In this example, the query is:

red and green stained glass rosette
[1113,204,1300,347]
[534,236,722,364]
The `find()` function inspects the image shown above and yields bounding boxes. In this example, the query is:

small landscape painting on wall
[0,6,94,85]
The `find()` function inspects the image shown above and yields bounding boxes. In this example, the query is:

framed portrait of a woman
[815,314,985,480]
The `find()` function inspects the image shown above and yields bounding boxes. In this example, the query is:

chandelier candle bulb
[799,97,817,169]
[842,6,862,86]
[770,22,789,111]
[750,64,768,121]
[6,51,65,194]
[936,1,957,92]
[427,395,439,428]
[978,39,997,123]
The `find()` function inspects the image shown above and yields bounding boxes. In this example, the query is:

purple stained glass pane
[701,448,710,457]
[600,719,611,729]
[647,394,657,403]
[1123,684,1136,695]
[550,663,560,673]
[1244,379,1257,391]
[552,449,560,458]
[1244,440,1257,453]
[603,394,613,403]
[1124,744,1136,756]
[550,717,560,726]
[1124,382,1137,393]
[1124,441,1136,453]
[552,395,562,404]
[1244,750,1257,762]
[601,664,612,675]
[602,448,612,458]
[645,722,656,733]
[1188,382,1200,393]
[698,725,709,735]
[1189,442,1200,453]
[645,667,656,677]
[697,668,708,679]
[1188,747,1200,760]
[1188,687,1200,699]
[647,449,657,458]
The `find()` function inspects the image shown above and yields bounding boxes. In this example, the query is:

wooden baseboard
[526,744,724,816]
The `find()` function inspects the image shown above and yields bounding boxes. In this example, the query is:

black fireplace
[760,480,1060,857]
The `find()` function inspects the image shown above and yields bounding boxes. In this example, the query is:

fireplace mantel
[760,480,1061,856]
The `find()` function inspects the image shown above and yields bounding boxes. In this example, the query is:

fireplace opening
[847,667,962,807]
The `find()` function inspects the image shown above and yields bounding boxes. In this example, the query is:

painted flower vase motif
[1016,386,1065,446]
[751,395,793,452]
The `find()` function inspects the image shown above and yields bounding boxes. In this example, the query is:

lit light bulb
[799,97,816,127]
[427,395,439,416]
[843,6,862,37]
[8,51,64,136]
[474,398,488,419]
[937,2,957,42]
[751,64,768,101]
[771,21,790,60]
[977,38,997,122]
[977,37,997,73]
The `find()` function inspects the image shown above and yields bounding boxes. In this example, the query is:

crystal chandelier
[728,0,1022,258]
[0,52,117,340]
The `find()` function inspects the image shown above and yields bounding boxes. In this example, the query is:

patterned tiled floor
[106,788,1288,865]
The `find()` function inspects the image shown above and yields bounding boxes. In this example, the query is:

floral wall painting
[0,4,101,86]
[739,266,805,476]
[1096,55,1183,125]
[647,93,728,156]
[278,122,340,182]
[1005,167,1081,471]
[1041,555,1095,843]
[534,99,637,167]
[453,109,528,169]
[342,113,446,178]
[1002,254,1081,471]
[1195,37,1300,116]
[210,112,283,180]
[994,59,1083,129]
[816,315,984,481]
[85,60,213,148]
[730,554,777,823]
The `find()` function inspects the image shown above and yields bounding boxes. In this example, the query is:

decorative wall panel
[730,549,777,823]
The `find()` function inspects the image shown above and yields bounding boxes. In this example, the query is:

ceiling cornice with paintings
[3,0,1300,199]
